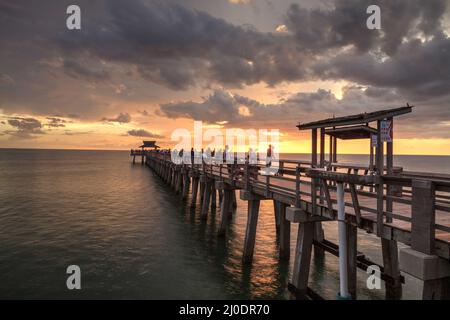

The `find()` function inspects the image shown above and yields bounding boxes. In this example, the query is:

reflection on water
[0,149,432,299]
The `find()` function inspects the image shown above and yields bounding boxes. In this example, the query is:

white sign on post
[380,120,393,142]
[371,134,377,147]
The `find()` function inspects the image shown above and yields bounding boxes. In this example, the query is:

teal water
[1,149,446,299]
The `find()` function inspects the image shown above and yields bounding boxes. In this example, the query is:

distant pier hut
[131,140,160,164]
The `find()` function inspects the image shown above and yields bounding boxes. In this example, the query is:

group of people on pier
[154,145,275,167]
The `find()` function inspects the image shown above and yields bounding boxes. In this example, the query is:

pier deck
[143,152,450,300]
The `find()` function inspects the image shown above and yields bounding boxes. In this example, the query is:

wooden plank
[321,179,333,213]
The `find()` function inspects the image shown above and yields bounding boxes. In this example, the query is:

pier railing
[145,150,450,260]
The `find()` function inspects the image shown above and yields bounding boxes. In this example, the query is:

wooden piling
[211,184,217,209]
[218,189,232,236]
[381,238,402,299]
[242,199,261,264]
[279,202,290,260]
[347,223,358,299]
[190,176,199,208]
[290,222,314,299]
[201,180,212,220]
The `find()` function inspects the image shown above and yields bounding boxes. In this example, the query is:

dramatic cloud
[46,117,67,128]
[314,34,450,99]
[102,113,132,124]
[3,117,46,139]
[158,86,450,139]
[285,0,447,55]
[0,0,449,145]
[127,129,163,138]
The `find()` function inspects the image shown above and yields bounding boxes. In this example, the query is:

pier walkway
[133,106,450,300]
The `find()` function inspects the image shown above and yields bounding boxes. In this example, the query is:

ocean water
[0,149,448,299]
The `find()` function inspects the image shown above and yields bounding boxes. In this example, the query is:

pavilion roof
[297,106,412,130]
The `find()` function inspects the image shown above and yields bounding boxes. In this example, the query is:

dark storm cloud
[54,0,311,90]
[126,129,164,138]
[314,34,450,99]
[285,0,447,55]
[63,60,110,83]
[0,0,449,138]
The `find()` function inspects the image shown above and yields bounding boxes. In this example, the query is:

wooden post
[279,202,290,260]
[312,128,317,168]
[376,120,384,236]
[199,180,205,204]
[218,189,232,236]
[369,140,374,192]
[382,238,402,299]
[201,180,212,220]
[319,128,325,205]
[290,222,314,299]
[211,183,217,209]
[176,169,182,194]
[311,128,325,255]
[386,117,394,223]
[347,223,358,299]
[411,179,435,254]
[182,171,189,199]
[329,134,333,169]
[242,199,261,264]
[333,136,337,164]
[190,176,199,208]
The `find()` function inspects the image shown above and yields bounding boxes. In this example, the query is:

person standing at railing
[266,144,273,168]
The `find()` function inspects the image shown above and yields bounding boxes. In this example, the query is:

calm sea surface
[0,149,449,299]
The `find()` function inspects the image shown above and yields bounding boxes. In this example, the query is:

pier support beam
[211,184,217,209]
[381,239,402,299]
[313,223,325,257]
[347,223,358,299]
[190,176,199,208]
[242,198,261,264]
[181,170,190,199]
[218,189,232,236]
[201,178,212,220]
[290,221,314,299]
[278,202,290,260]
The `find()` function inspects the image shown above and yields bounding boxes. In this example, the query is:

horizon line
[1,147,450,157]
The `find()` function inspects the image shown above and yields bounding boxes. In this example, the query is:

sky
[0,0,449,154]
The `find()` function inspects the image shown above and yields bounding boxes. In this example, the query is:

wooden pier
[134,107,450,300]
